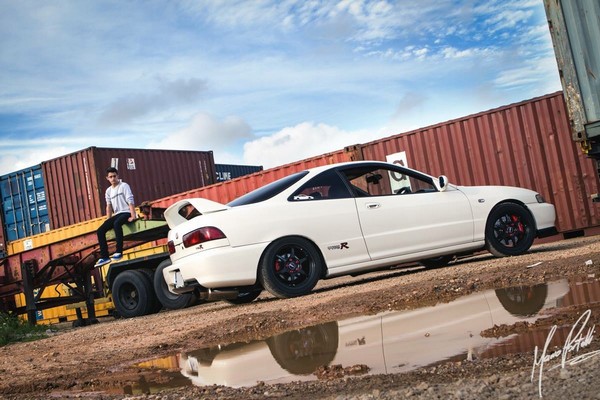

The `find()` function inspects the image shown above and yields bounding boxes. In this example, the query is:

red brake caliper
[512,215,524,234]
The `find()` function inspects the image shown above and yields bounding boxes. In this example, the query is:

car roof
[305,160,392,173]
[304,160,426,177]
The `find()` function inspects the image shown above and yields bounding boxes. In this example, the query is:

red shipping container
[149,92,599,235]
[42,147,215,229]
[355,92,600,234]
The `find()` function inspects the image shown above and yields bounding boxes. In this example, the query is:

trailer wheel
[153,259,198,310]
[112,270,155,318]
[139,268,163,314]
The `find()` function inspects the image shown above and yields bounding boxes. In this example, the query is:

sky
[0,0,562,176]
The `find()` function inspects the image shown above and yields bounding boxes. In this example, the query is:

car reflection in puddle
[131,276,600,392]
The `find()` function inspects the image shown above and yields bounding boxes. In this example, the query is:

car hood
[164,198,230,229]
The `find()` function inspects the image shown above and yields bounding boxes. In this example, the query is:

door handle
[366,203,380,209]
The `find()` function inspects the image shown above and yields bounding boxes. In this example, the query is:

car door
[341,164,474,261]
[288,169,371,268]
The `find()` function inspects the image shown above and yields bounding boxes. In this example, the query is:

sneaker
[110,252,123,261]
[95,258,111,268]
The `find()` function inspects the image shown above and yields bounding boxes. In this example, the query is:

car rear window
[227,171,309,207]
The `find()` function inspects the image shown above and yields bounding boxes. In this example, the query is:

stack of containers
[0,147,216,257]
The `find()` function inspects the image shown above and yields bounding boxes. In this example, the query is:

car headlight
[535,194,546,203]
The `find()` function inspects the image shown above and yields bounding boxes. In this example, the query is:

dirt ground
[1,235,600,400]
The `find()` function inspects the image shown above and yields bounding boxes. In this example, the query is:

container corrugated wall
[149,150,352,208]
[0,165,50,243]
[42,149,103,229]
[215,163,264,182]
[148,93,599,235]
[42,147,216,229]
[356,92,599,233]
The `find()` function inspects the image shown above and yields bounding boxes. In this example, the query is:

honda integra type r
[162,161,557,304]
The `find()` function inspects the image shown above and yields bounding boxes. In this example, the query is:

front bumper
[527,202,556,231]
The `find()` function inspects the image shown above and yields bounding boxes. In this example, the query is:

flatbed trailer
[0,208,199,325]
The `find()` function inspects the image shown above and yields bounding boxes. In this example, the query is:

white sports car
[163,161,557,303]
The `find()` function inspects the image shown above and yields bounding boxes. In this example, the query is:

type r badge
[327,242,349,250]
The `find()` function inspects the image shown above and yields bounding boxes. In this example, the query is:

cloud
[0,0,561,178]
[485,8,534,32]
[0,143,74,175]
[97,77,208,125]
[494,54,561,93]
[392,92,428,120]
[147,112,253,161]
[242,122,370,168]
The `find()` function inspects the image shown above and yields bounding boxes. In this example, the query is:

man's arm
[106,203,113,219]
[128,203,136,222]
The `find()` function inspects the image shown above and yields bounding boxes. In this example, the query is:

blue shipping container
[215,163,263,182]
[0,165,50,241]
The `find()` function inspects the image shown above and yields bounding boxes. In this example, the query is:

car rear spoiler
[164,198,230,228]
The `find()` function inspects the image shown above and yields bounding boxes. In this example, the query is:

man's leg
[111,213,131,255]
[96,216,117,259]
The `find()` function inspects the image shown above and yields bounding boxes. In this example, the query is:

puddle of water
[127,275,600,393]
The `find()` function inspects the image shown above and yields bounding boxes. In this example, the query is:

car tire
[225,289,262,305]
[419,255,454,269]
[485,202,536,257]
[259,237,323,298]
[153,259,199,310]
[495,284,548,316]
[112,270,155,318]
[267,321,339,374]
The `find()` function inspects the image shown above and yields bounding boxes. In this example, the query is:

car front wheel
[259,237,322,298]
[485,202,535,257]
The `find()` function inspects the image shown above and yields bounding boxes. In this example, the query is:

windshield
[227,171,309,207]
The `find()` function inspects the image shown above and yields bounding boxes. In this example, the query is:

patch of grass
[0,312,50,346]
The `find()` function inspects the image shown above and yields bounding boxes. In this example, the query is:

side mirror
[435,175,449,192]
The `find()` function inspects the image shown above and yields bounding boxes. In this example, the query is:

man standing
[95,167,136,267]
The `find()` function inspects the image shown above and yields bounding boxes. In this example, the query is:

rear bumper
[163,243,266,294]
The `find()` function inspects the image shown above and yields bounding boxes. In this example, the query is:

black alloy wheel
[259,237,322,298]
[485,202,535,257]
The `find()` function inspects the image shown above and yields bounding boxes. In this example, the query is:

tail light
[168,240,176,254]
[183,226,226,248]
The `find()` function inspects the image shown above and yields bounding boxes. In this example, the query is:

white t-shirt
[105,181,134,215]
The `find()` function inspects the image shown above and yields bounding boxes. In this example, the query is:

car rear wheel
[485,202,535,257]
[267,321,339,374]
[259,237,322,298]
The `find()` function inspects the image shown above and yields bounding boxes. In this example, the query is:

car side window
[290,170,352,201]
[341,165,436,196]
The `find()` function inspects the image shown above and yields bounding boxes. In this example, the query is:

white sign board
[386,151,410,194]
